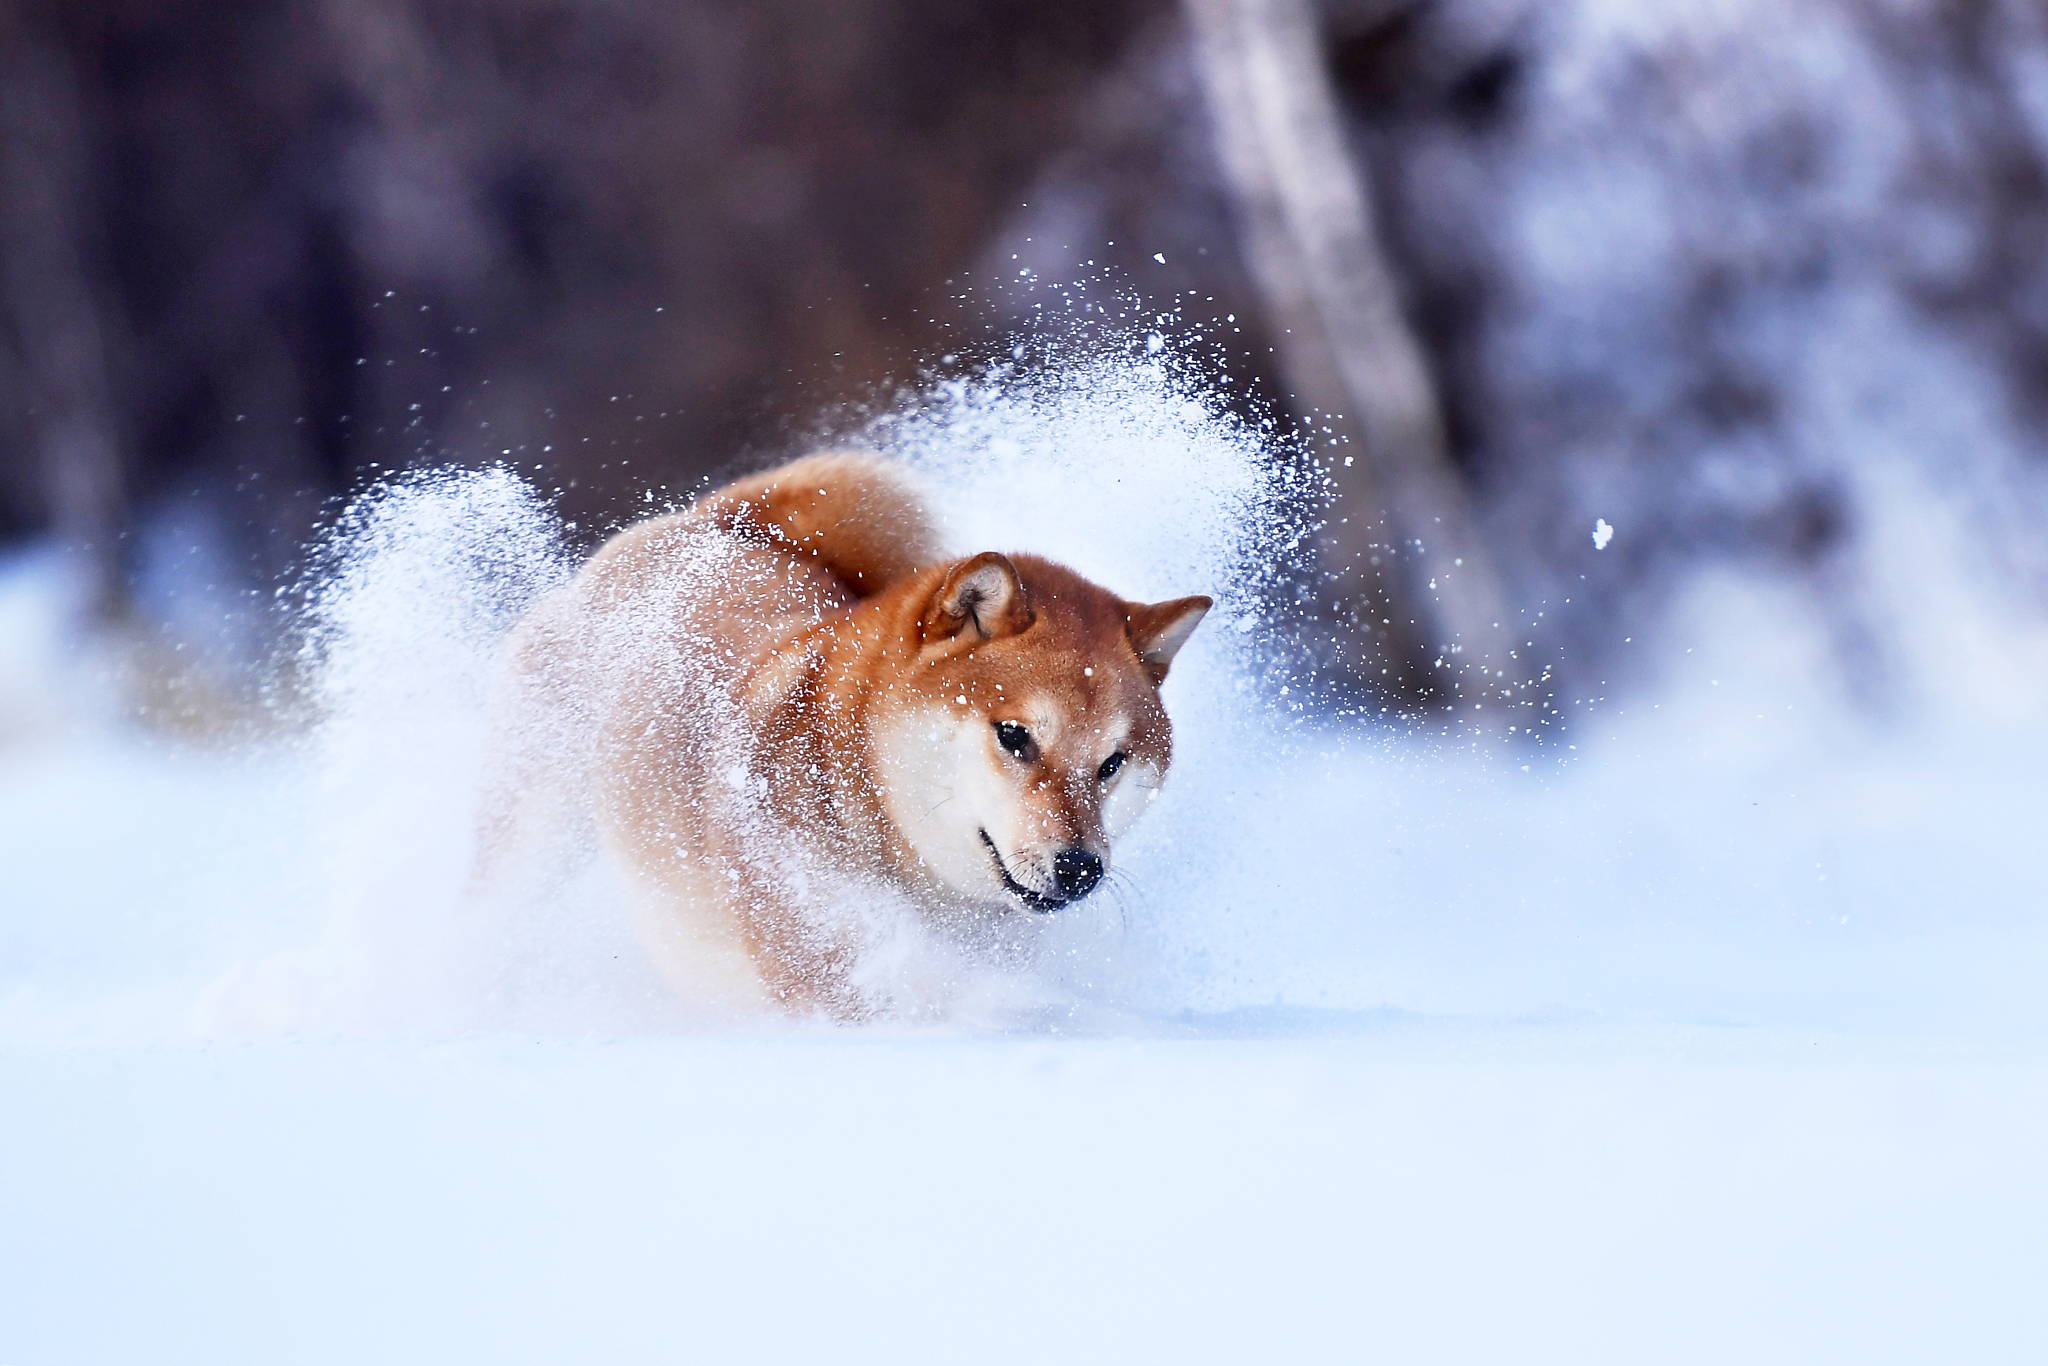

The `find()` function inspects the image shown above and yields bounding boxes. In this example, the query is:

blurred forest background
[5,0,2048,721]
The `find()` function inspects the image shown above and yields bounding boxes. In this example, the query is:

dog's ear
[1125,596,1212,683]
[920,552,1032,655]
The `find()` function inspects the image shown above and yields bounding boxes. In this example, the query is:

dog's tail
[700,450,941,595]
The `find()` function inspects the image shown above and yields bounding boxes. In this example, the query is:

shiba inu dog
[482,451,1209,1018]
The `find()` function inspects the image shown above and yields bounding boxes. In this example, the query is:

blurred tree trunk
[1184,0,1514,700]
[0,1,126,618]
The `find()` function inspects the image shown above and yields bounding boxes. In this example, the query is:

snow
[5,1032,2043,1364]
[4,351,2046,1360]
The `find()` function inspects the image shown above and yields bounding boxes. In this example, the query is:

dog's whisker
[1098,879,1132,939]
[1100,868,1150,939]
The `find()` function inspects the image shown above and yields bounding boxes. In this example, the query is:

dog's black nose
[1052,848,1104,901]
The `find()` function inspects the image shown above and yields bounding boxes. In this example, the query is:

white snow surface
[4,354,2046,1361]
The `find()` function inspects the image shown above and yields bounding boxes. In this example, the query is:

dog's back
[474,453,941,1011]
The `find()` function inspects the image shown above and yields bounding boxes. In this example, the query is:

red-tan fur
[483,451,1209,1018]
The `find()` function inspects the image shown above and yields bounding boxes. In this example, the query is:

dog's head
[873,552,1209,912]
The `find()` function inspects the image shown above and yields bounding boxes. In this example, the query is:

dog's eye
[994,721,1034,759]
[1097,751,1126,783]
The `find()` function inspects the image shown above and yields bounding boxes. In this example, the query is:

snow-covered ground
[7,1028,2042,1363]
[4,357,2045,1362]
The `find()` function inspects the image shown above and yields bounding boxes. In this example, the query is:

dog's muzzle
[980,830,1103,911]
